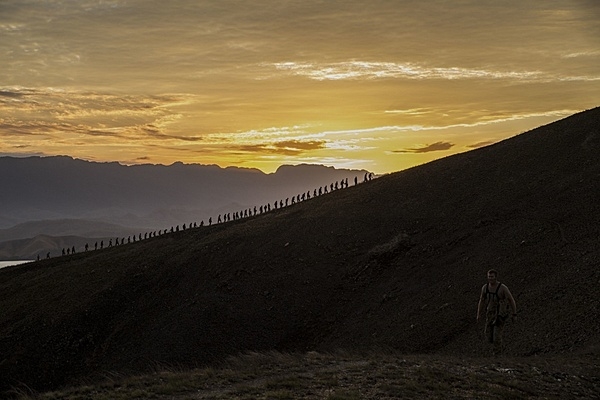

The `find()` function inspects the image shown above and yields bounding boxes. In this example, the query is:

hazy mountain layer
[0,158,368,229]
[0,160,367,258]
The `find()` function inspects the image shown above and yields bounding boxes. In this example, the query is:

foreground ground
[13,351,600,399]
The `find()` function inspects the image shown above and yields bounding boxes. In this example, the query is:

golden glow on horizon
[1,1,599,173]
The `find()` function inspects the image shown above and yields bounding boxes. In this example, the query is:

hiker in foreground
[477,269,517,356]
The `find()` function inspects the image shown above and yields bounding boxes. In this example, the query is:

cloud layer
[1,0,599,173]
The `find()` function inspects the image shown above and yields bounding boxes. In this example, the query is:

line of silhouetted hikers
[39,173,375,260]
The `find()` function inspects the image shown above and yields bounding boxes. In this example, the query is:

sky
[1,0,599,174]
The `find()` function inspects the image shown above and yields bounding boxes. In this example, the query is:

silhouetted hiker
[37,254,40,261]
[209,217,212,225]
[364,172,368,182]
[85,243,89,251]
[324,186,329,194]
[354,176,358,186]
[319,187,323,196]
[66,248,70,255]
[330,183,334,191]
[115,238,119,246]
[218,214,222,223]
[72,246,75,254]
[291,197,296,205]
[477,269,517,356]
[200,220,204,226]
[46,252,50,259]
[100,240,104,249]
[128,236,131,244]
[280,200,283,208]
[183,223,186,230]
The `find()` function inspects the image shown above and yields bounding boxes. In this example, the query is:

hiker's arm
[476,286,485,321]
[504,286,517,315]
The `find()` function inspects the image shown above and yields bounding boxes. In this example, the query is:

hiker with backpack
[477,269,517,356]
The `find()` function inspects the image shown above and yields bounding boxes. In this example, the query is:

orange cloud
[393,142,454,154]
[237,140,326,155]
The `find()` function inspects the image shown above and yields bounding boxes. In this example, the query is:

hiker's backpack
[485,283,509,323]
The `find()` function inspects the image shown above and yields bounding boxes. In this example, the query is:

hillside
[16,352,600,399]
[1,107,599,395]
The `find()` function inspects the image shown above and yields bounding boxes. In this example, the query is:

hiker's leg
[493,322,504,356]
[485,320,494,344]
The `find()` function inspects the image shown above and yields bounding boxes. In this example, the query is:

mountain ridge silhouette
[0,157,369,229]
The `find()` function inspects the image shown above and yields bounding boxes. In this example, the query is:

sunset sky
[1,1,599,174]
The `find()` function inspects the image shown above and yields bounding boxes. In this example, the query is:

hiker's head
[487,269,498,282]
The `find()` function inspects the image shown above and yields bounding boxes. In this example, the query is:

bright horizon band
[1,1,599,174]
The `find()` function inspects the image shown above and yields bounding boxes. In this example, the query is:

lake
[0,260,35,269]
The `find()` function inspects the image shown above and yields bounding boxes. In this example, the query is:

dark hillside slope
[1,107,599,394]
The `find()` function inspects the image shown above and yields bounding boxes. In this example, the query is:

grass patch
[14,351,600,400]
[326,389,362,400]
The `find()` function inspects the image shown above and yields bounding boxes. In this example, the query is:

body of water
[0,260,34,269]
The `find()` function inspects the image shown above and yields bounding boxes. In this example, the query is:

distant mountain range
[0,157,369,258]
[0,219,145,260]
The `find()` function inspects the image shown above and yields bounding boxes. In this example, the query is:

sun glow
[1,1,599,173]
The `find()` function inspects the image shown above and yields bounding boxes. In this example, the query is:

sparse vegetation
[12,351,600,399]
